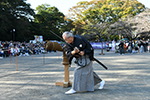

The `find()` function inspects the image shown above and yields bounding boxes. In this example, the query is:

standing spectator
[128,41,133,53]
[118,41,124,55]
[147,40,149,52]
[134,42,139,53]
[124,43,127,52]
[112,40,116,52]
[140,40,144,53]
[145,40,149,52]
[138,41,141,53]
[106,42,110,52]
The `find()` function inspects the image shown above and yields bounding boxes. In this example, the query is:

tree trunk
[99,41,105,55]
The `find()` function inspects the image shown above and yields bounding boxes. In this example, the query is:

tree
[67,0,145,37]
[124,8,150,40]
[109,20,132,40]
[109,8,150,41]
[34,4,72,40]
[82,23,110,54]
[0,0,35,41]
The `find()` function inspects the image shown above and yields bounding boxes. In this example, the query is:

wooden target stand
[55,51,72,87]
[45,41,72,87]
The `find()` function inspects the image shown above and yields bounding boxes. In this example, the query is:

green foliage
[81,0,145,24]
[0,0,35,41]
[34,4,73,40]
[82,23,110,41]
[0,0,146,41]
[0,1,74,41]
[68,0,145,40]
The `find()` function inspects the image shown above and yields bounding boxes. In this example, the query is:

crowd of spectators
[0,39,149,59]
[0,41,46,59]
[117,39,149,55]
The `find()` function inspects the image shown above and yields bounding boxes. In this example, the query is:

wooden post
[45,41,72,87]
[64,64,69,82]
[55,50,72,87]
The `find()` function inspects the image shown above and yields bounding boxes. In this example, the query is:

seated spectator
[10,45,15,56]
[14,46,20,56]
[0,48,4,59]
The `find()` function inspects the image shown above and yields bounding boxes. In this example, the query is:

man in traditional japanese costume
[62,31,105,95]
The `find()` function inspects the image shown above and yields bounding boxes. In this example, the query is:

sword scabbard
[93,58,108,70]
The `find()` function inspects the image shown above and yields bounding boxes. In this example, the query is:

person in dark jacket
[118,41,124,55]
[128,41,133,53]
[62,31,105,94]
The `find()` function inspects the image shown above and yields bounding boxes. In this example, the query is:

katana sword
[49,30,108,70]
